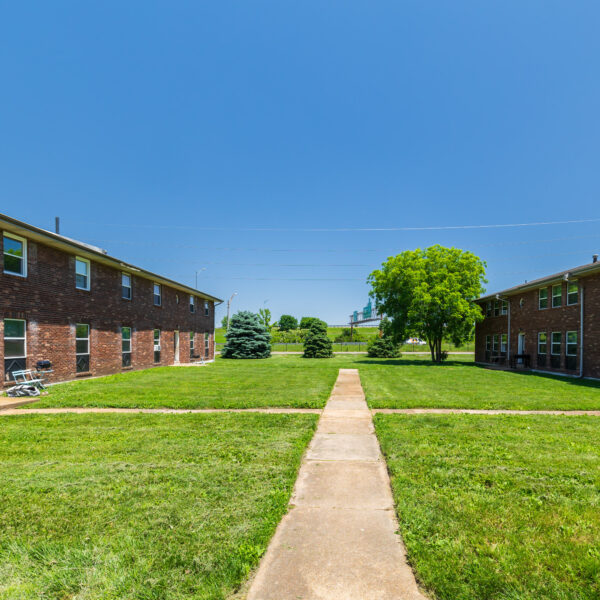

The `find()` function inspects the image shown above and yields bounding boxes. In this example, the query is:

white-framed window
[551,332,561,355]
[76,323,90,373]
[552,284,562,308]
[567,282,578,306]
[190,331,195,358]
[3,318,26,381]
[122,273,132,300]
[486,301,492,317]
[501,301,508,315]
[153,329,161,362]
[3,233,27,277]
[190,295,195,313]
[566,331,577,356]
[4,318,26,359]
[500,333,507,354]
[153,283,162,306]
[204,300,210,317]
[204,333,210,357]
[538,332,547,355]
[122,326,132,367]
[485,335,491,352]
[492,334,499,353]
[75,257,90,290]
[493,300,500,317]
[539,288,548,310]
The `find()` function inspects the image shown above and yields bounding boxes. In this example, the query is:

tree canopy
[278,314,298,331]
[221,311,271,359]
[368,245,486,362]
[257,307,272,329]
[299,316,326,330]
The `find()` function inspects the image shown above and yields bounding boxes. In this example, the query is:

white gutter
[580,284,584,377]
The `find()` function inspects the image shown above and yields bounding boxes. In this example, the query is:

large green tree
[221,311,271,359]
[278,314,298,331]
[368,245,486,362]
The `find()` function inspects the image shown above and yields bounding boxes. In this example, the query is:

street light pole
[195,268,207,289]
[226,292,238,331]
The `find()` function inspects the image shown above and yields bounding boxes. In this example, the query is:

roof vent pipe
[594,254,598,263]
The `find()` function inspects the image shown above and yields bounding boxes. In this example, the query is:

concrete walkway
[247,368,427,600]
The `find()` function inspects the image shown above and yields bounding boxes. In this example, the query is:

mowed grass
[376,414,600,600]
[31,356,340,409]
[359,356,600,410]
[0,412,317,599]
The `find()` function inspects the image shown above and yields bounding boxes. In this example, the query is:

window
[551,332,561,355]
[153,329,161,363]
[552,284,562,308]
[567,282,578,305]
[122,273,132,300]
[485,335,491,352]
[190,295,195,313]
[494,300,500,317]
[566,331,577,356]
[75,257,90,290]
[538,332,547,355]
[204,301,210,317]
[501,300,508,315]
[122,327,132,367]
[3,233,27,277]
[539,288,548,309]
[76,323,90,372]
[153,283,161,306]
[4,319,26,381]
[204,333,210,357]
[486,301,492,317]
[190,332,195,358]
[500,334,507,355]
[492,334,499,354]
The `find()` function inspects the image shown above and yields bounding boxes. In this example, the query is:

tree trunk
[428,339,435,361]
[434,337,442,363]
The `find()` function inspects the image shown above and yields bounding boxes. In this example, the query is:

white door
[174,331,180,363]
[517,333,525,363]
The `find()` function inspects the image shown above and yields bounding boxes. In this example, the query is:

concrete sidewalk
[247,368,427,600]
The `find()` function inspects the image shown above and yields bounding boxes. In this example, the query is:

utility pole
[226,292,238,331]
[195,267,206,289]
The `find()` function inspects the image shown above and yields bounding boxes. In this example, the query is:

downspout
[579,285,584,377]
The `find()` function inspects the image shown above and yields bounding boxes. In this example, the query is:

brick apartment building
[475,256,600,379]
[1,213,222,384]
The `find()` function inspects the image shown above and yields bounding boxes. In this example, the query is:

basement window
[539,288,548,310]
[3,233,27,277]
[567,282,578,305]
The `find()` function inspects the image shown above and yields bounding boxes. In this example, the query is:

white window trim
[190,295,195,313]
[3,233,28,278]
[153,329,161,350]
[539,288,548,310]
[4,318,27,358]
[566,331,577,356]
[204,300,209,317]
[190,332,195,350]
[567,282,579,306]
[122,326,132,354]
[538,332,547,354]
[122,273,132,300]
[485,335,491,351]
[551,331,561,355]
[500,333,507,353]
[153,283,162,306]
[76,323,90,355]
[552,284,562,308]
[204,333,210,355]
[75,257,91,291]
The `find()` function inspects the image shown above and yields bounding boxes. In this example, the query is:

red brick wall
[475,276,596,377]
[1,232,216,384]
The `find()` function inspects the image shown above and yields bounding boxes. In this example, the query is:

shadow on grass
[354,358,473,368]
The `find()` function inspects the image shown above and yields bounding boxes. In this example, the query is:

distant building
[475,256,600,378]
[1,213,222,384]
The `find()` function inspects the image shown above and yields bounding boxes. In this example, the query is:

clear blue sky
[2,2,599,324]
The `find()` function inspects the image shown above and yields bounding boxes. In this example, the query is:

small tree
[278,314,298,331]
[258,307,272,329]
[221,311,271,359]
[299,316,326,330]
[303,320,333,358]
[368,245,486,363]
[221,316,229,330]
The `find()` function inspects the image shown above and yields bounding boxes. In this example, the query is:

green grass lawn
[31,356,340,409]
[0,412,317,599]
[375,414,600,600]
[359,356,600,410]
